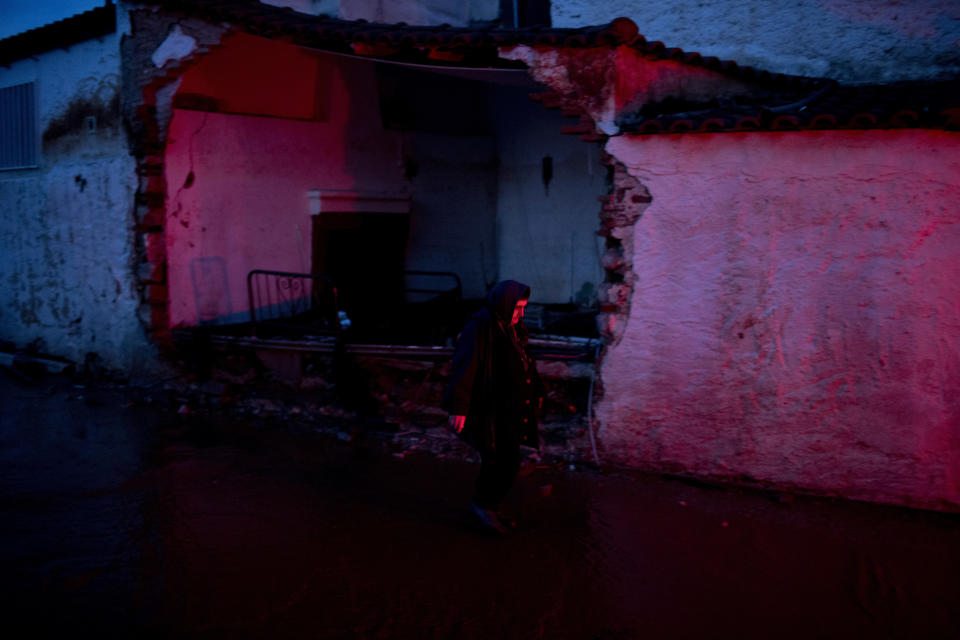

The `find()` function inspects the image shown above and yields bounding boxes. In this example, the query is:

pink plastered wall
[601,130,960,510]
[164,46,405,328]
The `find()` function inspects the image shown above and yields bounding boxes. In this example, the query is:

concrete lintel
[307,190,411,215]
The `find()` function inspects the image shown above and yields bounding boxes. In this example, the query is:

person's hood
[486,280,530,323]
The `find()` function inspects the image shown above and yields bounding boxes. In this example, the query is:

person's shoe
[470,501,509,534]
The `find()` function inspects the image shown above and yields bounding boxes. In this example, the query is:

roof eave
[0,3,117,67]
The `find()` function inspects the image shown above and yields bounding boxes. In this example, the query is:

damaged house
[1,0,959,511]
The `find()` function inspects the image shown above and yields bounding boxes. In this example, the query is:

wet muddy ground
[1,373,959,639]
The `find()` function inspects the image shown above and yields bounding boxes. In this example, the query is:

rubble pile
[176,346,598,467]
[2,340,599,469]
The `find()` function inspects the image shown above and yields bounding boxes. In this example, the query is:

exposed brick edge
[526,88,651,340]
[526,81,654,440]
[528,89,607,142]
[595,159,650,344]
[125,12,232,351]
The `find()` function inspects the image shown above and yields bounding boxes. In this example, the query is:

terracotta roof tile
[5,1,957,134]
[618,79,960,134]
[118,0,807,84]
[1,0,809,87]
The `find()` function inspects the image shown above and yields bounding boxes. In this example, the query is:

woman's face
[511,299,528,325]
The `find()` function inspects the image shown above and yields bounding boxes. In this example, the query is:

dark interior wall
[490,84,606,306]
[377,63,499,300]
[402,130,499,300]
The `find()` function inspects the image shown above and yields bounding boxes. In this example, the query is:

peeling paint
[152,24,198,68]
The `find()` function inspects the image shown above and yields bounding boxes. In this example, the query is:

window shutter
[0,82,38,170]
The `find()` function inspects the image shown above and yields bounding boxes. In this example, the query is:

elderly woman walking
[443,280,544,533]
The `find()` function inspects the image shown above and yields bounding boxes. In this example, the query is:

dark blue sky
[0,0,103,40]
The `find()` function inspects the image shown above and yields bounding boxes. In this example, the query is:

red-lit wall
[601,130,960,510]
[164,36,406,327]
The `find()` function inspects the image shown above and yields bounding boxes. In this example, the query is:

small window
[0,82,38,170]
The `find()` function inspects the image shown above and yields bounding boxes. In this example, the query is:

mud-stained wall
[600,130,960,510]
[552,0,960,83]
[0,34,149,372]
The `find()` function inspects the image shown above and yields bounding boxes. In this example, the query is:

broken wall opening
[311,208,410,341]
[160,32,607,347]
[139,30,611,459]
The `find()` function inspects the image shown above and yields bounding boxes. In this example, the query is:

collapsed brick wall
[524,92,654,442]
[121,10,228,345]
[174,343,598,465]
[595,159,652,344]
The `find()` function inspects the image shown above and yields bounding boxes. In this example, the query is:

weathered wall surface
[503,42,757,137]
[599,130,960,510]
[0,35,150,372]
[552,0,960,82]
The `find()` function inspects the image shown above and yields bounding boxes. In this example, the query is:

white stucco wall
[600,130,960,510]
[0,34,150,373]
[552,0,960,82]
[492,85,606,305]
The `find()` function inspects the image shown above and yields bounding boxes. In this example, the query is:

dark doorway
[312,212,409,339]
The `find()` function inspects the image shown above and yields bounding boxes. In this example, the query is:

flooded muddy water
[1,375,958,639]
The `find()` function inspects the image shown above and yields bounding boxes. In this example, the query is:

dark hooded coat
[442,280,544,453]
